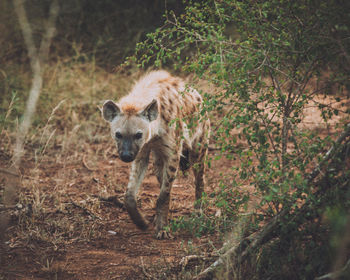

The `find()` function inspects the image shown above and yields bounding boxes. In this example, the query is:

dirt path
[0,140,229,279]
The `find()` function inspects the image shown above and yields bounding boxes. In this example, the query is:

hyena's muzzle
[118,137,138,163]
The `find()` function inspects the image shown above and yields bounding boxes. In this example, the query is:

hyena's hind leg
[191,120,210,205]
[153,148,180,239]
[153,151,164,187]
[191,149,206,203]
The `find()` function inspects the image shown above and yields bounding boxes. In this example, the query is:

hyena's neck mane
[121,104,139,116]
[120,70,181,106]
[119,71,169,119]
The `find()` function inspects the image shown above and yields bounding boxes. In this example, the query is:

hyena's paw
[156,229,174,240]
[154,216,174,239]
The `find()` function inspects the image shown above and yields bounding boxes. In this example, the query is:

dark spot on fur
[162,143,171,149]
[197,96,201,102]
[169,165,177,173]
[166,172,176,182]
[162,113,169,123]
[180,149,190,172]
[168,176,175,183]
[171,155,178,162]
[159,95,166,104]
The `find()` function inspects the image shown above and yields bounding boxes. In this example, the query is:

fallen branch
[194,209,286,280]
[0,167,20,177]
[180,254,216,270]
[316,258,350,280]
[69,200,102,220]
[0,205,17,212]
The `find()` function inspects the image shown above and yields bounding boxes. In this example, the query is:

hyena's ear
[140,99,158,122]
[102,100,121,122]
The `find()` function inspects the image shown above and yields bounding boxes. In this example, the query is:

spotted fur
[102,70,210,239]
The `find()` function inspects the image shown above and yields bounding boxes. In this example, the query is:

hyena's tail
[179,148,190,172]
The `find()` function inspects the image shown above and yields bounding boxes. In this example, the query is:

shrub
[132,0,350,278]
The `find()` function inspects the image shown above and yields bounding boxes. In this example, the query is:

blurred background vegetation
[0,0,184,129]
[0,0,350,279]
[0,0,184,67]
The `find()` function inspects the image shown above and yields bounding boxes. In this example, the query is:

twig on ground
[180,254,214,269]
[93,195,124,208]
[140,256,154,279]
[69,200,102,220]
[0,168,20,177]
[0,205,17,212]
[82,155,98,171]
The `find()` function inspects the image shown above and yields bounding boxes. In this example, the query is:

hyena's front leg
[124,152,150,230]
[155,153,179,239]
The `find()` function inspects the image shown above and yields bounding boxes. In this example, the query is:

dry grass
[0,57,138,250]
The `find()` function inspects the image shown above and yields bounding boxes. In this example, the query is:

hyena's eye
[115,132,122,139]
[135,132,143,140]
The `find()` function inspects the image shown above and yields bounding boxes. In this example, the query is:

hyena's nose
[120,152,134,163]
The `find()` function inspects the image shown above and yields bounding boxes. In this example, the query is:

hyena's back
[119,70,203,128]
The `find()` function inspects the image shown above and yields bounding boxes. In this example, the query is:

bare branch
[12,0,59,167]
[307,122,350,182]
[12,0,39,73]
[38,0,59,63]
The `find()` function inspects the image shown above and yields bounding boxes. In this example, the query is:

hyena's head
[102,99,158,163]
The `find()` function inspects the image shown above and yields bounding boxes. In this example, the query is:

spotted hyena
[102,70,210,239]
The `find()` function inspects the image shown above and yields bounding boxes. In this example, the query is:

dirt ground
[0,136,234,279]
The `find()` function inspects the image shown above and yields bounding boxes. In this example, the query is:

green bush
[133,0,350,278]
